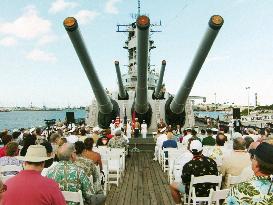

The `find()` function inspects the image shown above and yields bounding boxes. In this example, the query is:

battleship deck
[105,152,175,205]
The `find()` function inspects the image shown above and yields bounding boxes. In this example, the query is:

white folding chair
[107,150,123,188]
[208,188,229,205]
[101,159,109,195]
[185,174,222,205]
[226,174,243,188]
[62,190,84,205]
[168,150,183,183]
[0,165,22,173]
[162,148,178,172]
[109,148,125,176]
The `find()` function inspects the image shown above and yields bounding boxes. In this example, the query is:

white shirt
[141,123,147,133]
[41,162,59,177]
[156,134,167,147]
[182,134,192,145]
[110,123,115,135]
[173,151,193,182]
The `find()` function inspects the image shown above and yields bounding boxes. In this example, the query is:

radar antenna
[138,0,141,16]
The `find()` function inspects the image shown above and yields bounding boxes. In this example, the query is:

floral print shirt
[182,155,218,197]
[75,155,102,193]
[225,176,273,205]
[47,161,94,205]
[108,136,127,149]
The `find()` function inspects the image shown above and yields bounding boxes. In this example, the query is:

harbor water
[0,109,86,131]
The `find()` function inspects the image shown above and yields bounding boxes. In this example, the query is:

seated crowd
[0,122,129,205]
[153,122,273,204]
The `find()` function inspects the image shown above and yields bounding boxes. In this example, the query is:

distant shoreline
[0,108,86,112]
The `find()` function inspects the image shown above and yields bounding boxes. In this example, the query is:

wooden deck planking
[105,152,175,205]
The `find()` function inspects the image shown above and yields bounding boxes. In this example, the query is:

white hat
[211,128,218,132]
[66,135,79,143]
[17,145,51,162]
[190,140,203,152]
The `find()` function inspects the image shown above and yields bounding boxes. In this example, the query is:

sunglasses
[0,184,7,193]
[250,153,256,160]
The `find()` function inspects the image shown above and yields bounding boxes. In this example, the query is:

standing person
[233,119,242,133]
[2,145,66,205]
[175,125,181,135]
[141,120,147,139]
[228,120,234,138]
[126,120,132,139]
[134,118,140,138]
[110,120,115,135]
[157,118,166,133]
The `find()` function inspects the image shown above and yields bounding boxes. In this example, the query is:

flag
[132,111,136,129]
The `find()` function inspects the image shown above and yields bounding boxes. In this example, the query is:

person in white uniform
[141,120,147,139]
[110,120,115,135]
[126,120,132,139]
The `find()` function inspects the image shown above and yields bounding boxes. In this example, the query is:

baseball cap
[190,140,203,152]
[249,142,273,164]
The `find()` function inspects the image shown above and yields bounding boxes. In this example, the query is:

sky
[0,0,272,107]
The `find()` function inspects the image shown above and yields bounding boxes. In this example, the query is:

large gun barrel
[63,17,113,114]
[154,60,166,98]
[170,15,224,114]
[114,61,127,99]
[135,15,150,114]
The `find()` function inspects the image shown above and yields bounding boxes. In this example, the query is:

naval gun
[63,14,224,132]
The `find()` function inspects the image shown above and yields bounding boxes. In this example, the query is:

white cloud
[26,49,57,63]
[0,37,17,47]
[0,6,51,40]
[49,0,77,14]
[105,0,122,14]
[74,10,100,25]
[37,34,58,46]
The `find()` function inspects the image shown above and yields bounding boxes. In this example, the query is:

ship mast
[138,0,141,17]
[116,1,161,90]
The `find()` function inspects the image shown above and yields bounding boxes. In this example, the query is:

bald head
[233,137,246,151]
[57,143,75,161]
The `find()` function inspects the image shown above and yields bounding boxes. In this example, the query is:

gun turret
[115,61,128,99]
[166,15,224,126]
[154,60,166,99]
[63,17,119,128]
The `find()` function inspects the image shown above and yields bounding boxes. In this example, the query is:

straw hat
[17,145,51,162]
